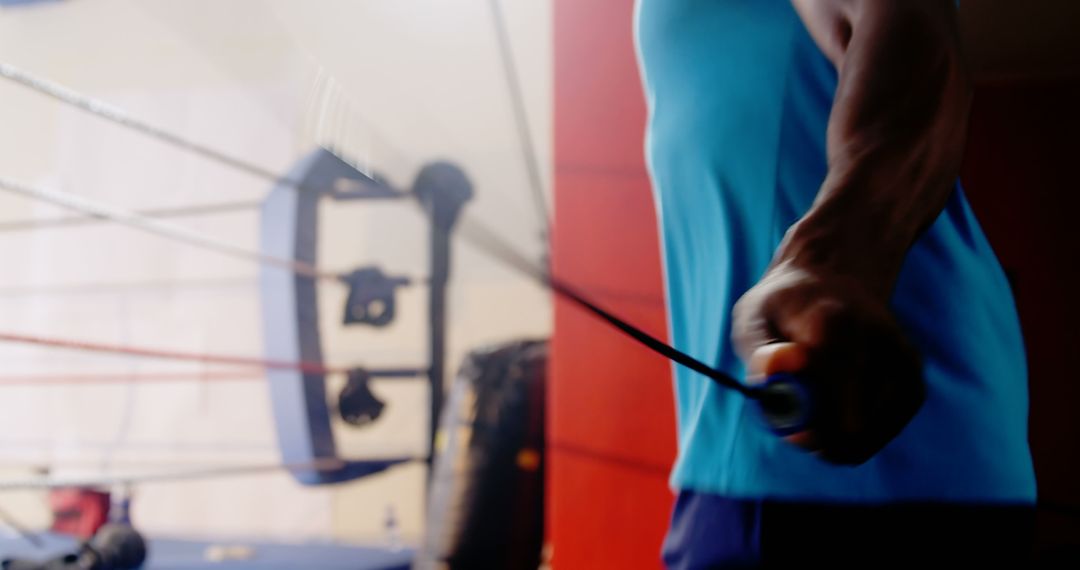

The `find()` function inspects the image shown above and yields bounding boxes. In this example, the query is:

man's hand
[733,260,924,465]
[736,0,970,464]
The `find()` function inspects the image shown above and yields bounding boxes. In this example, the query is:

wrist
[774,199,913,301]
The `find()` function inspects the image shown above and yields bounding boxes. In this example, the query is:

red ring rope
[0,331,344,376]
[0,370,263,387]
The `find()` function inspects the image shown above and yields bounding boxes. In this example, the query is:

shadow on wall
[961,75,1080,559]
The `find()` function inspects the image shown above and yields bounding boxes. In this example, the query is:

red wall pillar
[549,0,677,567]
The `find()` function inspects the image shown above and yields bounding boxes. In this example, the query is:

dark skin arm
[732,0,972,465]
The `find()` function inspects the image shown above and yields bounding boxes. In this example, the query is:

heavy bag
[421,339,547,569]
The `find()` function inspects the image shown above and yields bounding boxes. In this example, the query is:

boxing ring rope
[0,277,256,298]
[0,62,549,285]
[0,330,425,379]
[0,176,339,282]
[0,458,421,492]
[0,10,553,556]
[0,200,260,233]
[0,60,707,461]
[0,61,542,494]
[0,370,263,387]
[0,63,302,189]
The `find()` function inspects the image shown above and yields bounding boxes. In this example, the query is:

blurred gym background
[0,0,550,565]
[0,0,1077,568]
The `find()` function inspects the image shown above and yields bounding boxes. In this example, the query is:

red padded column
[549,0,676,567]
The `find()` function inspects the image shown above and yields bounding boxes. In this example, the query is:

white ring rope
[0,176,335,280]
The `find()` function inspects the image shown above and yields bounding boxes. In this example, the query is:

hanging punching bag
[421,340,547,570]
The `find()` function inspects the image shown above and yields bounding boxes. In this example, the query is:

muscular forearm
[784,0,972,299]
[730,0,962,462]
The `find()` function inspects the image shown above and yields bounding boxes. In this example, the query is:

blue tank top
[635,0,1036,503]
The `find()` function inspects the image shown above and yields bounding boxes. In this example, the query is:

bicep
[790,0,961,72]
[789,0,852,66]
[788,0,968,160]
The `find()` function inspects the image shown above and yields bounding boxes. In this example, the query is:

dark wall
[961,77,1080,551]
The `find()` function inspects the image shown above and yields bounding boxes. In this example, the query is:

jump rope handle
[754,372,815,436]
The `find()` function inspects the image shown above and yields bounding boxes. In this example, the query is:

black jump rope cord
[455,220,758,399]
[0,62,755,402]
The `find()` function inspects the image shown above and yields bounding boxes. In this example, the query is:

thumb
[748,342,817,449]
[747,342,809,384]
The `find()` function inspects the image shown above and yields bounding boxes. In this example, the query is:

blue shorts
[662,490,1035,568]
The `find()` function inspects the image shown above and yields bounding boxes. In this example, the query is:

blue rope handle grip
[754,372,815,436]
